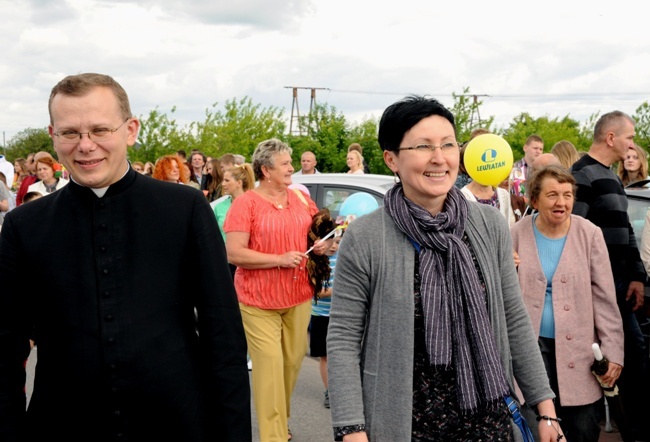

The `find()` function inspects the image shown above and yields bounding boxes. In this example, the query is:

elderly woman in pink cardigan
[511,165,624,442]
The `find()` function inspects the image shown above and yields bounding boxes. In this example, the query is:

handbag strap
[292,187,309,208]
[504,395,535,442]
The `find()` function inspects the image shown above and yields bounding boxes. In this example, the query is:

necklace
[44,179,58,193]
[258,189,287,209]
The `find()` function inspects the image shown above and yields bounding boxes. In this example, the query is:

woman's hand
[601,362,623,387]
[312,237,334,255]
[278,251,309,268]
[537,417,564,442]
[343,432,369,442]
[513,250,520,268]
[535,399,564,442]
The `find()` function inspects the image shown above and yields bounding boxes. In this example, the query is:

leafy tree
[633,102,650,148]
[502,113,589,160]
[286,135,323,170]
[19,91,650,175]
[346,118,388,175]
[129,106,187,162]
[290,104,389,175]
[291,103,350,173]
[5,127,54,161]
[189,97,286,161]
[450,87,495,142]
[577,112,600,150]
[129,97,286,164]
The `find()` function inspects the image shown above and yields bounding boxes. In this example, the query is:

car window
[299,184,315,200]
[627,197,650,248]
[323,186,384,219]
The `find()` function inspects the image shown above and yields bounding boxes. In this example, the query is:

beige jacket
[511,214,624,406]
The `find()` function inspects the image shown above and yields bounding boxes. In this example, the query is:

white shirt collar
[70,161,130,198]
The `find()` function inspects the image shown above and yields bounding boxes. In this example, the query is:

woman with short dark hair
[328,96,562,442]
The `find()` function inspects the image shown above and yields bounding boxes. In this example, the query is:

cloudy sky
[1,0,648,145]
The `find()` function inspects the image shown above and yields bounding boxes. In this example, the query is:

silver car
[291,173,395,219]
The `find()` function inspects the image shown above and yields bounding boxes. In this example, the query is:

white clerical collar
[69,162,130,198]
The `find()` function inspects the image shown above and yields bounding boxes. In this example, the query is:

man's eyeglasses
[397,141,460,153]
[53,118,130,144]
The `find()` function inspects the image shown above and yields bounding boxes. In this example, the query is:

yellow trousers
[239,301,311,442]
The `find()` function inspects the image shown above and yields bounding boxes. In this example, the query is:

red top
[224,189,318,309]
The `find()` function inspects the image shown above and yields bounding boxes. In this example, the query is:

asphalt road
[25,348,334,441]
[25,347,622,441]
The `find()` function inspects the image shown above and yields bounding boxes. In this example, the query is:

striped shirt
[571,154,646,285]
[224,189,318,309]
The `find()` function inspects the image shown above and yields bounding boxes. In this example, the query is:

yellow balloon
[463,134,514,187]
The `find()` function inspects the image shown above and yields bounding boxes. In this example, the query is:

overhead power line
[326,88,650,100]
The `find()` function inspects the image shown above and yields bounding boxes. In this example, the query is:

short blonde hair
[251,139,292,181]
[227,163,255,192]
[347,149,363,165]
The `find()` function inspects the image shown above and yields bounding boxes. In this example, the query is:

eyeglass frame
[52,118,131,144]
[396,141,461,152]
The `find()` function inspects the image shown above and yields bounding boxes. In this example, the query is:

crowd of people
[0,72,649,442]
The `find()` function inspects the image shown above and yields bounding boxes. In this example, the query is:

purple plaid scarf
[384,183,508,410]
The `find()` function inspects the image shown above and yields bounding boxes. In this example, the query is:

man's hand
[626,281,645,311]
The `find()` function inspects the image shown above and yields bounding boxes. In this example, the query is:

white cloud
[1,0,649,146]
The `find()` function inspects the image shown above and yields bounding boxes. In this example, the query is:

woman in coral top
[224,138,327,442]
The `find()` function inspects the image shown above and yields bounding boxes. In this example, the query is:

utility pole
[284,86,329,135]
[466,94,489,130]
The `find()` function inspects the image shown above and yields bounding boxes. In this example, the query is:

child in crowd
[310,234,342,409]
[23,191,43,204]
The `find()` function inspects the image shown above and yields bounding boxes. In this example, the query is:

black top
[571,154,646,287]
[0,167,251,441]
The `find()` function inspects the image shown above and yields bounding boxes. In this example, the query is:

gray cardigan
[327,202,554,441]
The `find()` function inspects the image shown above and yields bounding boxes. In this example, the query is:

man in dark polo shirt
[571,110,649,441]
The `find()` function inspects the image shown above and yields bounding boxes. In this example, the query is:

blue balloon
[339,192,379,218]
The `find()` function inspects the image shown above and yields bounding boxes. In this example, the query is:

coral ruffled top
[224,189,318,309]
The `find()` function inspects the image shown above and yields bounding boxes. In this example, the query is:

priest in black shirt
[0,73,251,442]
